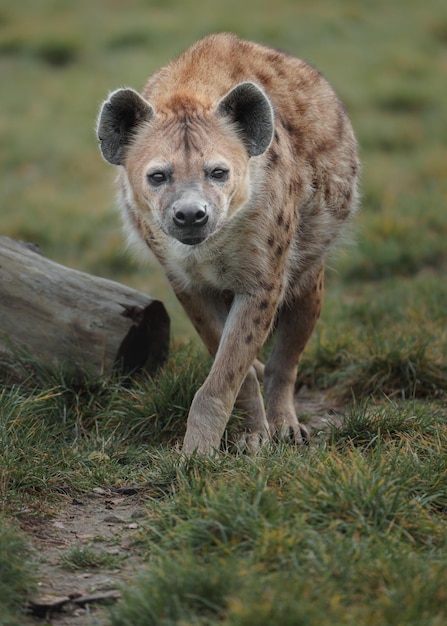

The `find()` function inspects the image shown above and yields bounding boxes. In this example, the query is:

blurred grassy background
[0,0,446,340]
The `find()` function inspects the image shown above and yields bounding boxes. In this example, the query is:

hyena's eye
[209,168,229,182]
[147,171,169,186]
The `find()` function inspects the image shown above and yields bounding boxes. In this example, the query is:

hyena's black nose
[173,203,208,228]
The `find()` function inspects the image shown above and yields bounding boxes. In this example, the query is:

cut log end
[114,299,170,377]
[0,236,170,381]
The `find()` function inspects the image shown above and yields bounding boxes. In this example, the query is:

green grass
[109,430,447,625]
[1,0,447,623]
[0,525,35,626]
[60,546,122,571]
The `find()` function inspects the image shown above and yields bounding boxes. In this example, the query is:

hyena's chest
[163,242,249,293]
[162,222,277,295]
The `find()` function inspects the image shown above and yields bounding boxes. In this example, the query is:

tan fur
[97,33,360,454]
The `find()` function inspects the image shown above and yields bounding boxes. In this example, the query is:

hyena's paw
[270,419,310,445]
[235,430,270,454]
[182,391,230,455]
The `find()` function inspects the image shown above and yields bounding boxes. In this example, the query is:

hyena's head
[97,83,274,246]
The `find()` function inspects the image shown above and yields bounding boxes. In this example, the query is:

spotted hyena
[97,33,359,454]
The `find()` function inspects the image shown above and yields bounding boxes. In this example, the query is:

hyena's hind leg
[264,267,325,444]
[234,365,269,452]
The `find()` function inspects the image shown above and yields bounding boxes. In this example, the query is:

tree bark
[0,236,169,380]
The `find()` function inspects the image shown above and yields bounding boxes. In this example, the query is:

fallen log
[0,236,169,379]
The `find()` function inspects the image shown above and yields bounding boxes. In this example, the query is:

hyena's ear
[217,82,274,157]
[97,88,153,165]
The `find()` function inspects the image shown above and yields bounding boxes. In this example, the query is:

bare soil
[19,490,150,625]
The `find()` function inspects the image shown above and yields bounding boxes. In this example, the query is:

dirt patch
[295,385,345,434]
[19,490,151,625]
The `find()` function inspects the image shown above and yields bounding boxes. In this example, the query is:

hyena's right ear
[97,88,153,165]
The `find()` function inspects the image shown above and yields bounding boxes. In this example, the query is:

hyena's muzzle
[166,187,217,246]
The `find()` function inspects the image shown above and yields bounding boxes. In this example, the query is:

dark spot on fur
[274,130,280,144]
[267,235,275,247]
[276,212,284,227]
[275,244,284,257]
[281,117,293,134]
[260,281,275,292]
[182,118,191,153]
[228,371,235,383]
[335,202,352,220]
[345,187,353,204]
[258,70,273,87]
[289,180,302,197]
[292,127,306,152]
[268,150,280,167]
[316,139,332,154]
[245,333,254,344]
[259,299,269,310]
[253,316,261,325]
[276,65,288,79]
[266,49,282,65]
[307,156,317,171]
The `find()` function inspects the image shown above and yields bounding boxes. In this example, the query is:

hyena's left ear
[97,88,153,165]
[217,82,274,157]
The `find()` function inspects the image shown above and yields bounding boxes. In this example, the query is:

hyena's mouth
[178,235,207,246]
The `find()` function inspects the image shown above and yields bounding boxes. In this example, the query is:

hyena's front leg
[175,291,269,454]
[182,292,276,454]
[264,267,324,444]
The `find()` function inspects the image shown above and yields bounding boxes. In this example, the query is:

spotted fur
[97,33,359,454]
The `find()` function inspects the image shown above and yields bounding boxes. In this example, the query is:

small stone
[28,594,70,617]
[73,589,121,606]
[76,533,94,540]
[103,515,125,524]
[52,521,65,529]
[131,508,147,519]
